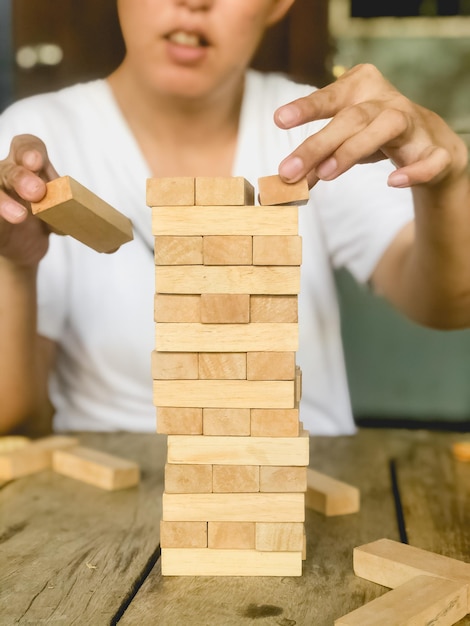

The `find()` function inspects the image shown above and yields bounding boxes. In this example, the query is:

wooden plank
[151,351,199,380]
[256,523,305,552]
[200,294,250,324]
[208,522,255,550]
[198,353,247,380]
[52,446,140,491]
[155,265,301,295]
[258,175,309,206]
[162,492,305,522]
[160,521,207,548]
[154,236,203,265]
[203,235,252,265]
[252,235,302,266]
[251,408,300,437]
[31,175,133,253]
[203,408,251,436]
[156,407,203,435]
[155,323,298,352]
[306,468,360,516]
[250,295,298,322]
[152,206,298,236]
[161,548,303,576]
[164,464,212,493]
[146,177,195,206]
[212,465,259,493]
[259,466,307,492]
[166,433,309,466]
[0,435,78,480]
[247,351,296,381]
[195,177,255,206]
[154,294,200,323]
[335,575,468,626]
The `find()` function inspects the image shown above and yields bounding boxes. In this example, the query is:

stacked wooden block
[148,175,309,576]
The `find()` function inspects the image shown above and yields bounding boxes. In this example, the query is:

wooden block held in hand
[0,435,78,480]
[146,177,195,206]
[195,177,255,206]
[258,175,309,206]
[52,446,140,490]
[306,468,360,516]
[31,176,133,253]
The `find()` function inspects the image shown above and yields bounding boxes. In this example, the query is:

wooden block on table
[200,294,250,324]
[334,574,468,626]
[306,468,360,516]
[154,379,295,409]
[252,236,302,266]
[258,175,309,206]
[256,522,304,552]
[167,432,309,466]
[353,538,470,610]
[199,352,247,380]
[164,463,212,493]
[154,236,202,265]
[152,206,298,236]
[151,350,198,379]
[195,176,255,206]
[212,465,259,493]
[31,176,133,253]
[251,408,299,437]
[161,548,302,576]
[155,323,298,352]
[156,407,202,435]
[203,235,252,265]
[0,435,78,480]
[52,446,140,490]
[247,351,296,381]
[155,265,300,295]
[203,408,251,436]
[160,520,207,548]
[154,294,200,323]
[146,176,195,206]
[208,522,255,549]
[162,492,305,522]
[259,466,307,492]
[250,295,298,323]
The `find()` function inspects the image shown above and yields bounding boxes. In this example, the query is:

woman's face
[117,0,293,99]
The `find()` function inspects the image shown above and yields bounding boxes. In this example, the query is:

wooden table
[1,428,469,625]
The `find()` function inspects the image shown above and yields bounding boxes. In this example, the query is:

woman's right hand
[0,134,59,267]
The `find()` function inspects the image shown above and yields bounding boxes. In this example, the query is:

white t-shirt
[0,70,413,434]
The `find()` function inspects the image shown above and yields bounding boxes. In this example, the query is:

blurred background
[1,0,469,430]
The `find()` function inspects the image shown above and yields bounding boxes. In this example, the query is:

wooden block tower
[148,175,309,576]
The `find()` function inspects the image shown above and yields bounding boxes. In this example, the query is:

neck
[108,60,245,177]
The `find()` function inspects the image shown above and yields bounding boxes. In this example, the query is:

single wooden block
[212,465,259,493]
[250,295,298,323]
[52,446,140,490]
[154,380,295,409]
[203,235,252,265]
[155,265,300,295]
[195,177,255,206]
[295,365,302,403]
[0,435,79,480]
[154,294,200,323]
[258,175,309,206]
[151,351,199,380]
[167,433,309,466]
[156,407,203,435]
[154,236,203,265]
[155,323,298,352]
[146,177,195,206]
[247,351,296,381]
[251,408,300,437]
[31,176,133,253]
[164,463,213,493]
[198,353,247,380]
[160,520,208,549]
[208,522,255,550]
[259,466,307,492]
[353,539,470,610]
[252,236,302,266]
[152,206,298,236]
[200,294,250,324]
[161,548,302,576]
[334,574,468,626]
[162,492,305,522]
[306,468,360,516]
[203,408,251,436]
[256,522,304,552]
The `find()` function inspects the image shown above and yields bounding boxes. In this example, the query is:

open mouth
[166,31,209,48]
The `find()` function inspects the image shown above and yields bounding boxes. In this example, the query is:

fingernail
[276,105,300,128]
[3,201,27,222]
[316,157,338,180]
[279,156,304,181]
[388,173,410,188]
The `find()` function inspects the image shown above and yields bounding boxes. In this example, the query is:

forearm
[0,257,48,433]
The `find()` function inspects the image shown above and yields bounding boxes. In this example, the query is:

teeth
[168,31,201,47]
